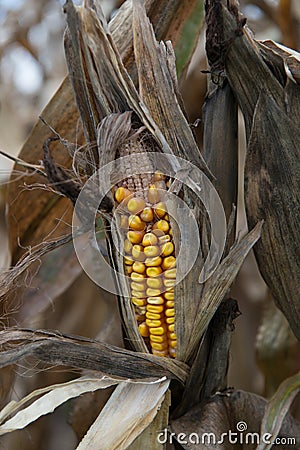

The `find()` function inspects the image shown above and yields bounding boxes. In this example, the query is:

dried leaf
[245,95,300,340]
[76,380,170,450]
[257,372,300,450]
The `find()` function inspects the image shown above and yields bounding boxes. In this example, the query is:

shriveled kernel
[132,298,147,307]
[135,306,146,315]
[128,215,145,231]
[124,239,133,254]
[169,228,173,236]
[164,291,174,300]
[131,272,145,282]
[145,256,162,267]
[146,319,163,328]
[132,262,146,274]
[146,267,163,277]
[147,288,162,297]
[131,290,146,299]
[164,214,169,221]
[169,332,177,340]
[161,242,174,257]
[158,234,171,245]
[166,316,175,324]
[142,233,158,246]
[115,187,131,204]
[152,349,169,357]
[132,244,145,261]
[169,348,176,357]
[154,180,167,190]
[154,202,166,218]
[147,296,164,305]
[152,229,165,238]
[162,256,176,270]
[147,278,163,289]
[164,268,176,278]
[150,334,165,343]
[131,282,145,292]
[119,216,129,229]
[127,197,146,214]
[150,326,167,336]
[165,308,175,317]
[125,265,133,275]
[146,312,163,320]
[153,219,169,233]
[148,185,160,203]
[151,342,168,351]
[144,245,160,257]
[140,207,154,222]
[146,304,164,313]
[138,322,149,337]
[166,301,174,308]
[127,230,144,244]
[135,314,146,322]
[164,279,176,288]
[154,172,165,181]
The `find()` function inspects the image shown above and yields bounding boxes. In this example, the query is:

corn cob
[113,139,177,358]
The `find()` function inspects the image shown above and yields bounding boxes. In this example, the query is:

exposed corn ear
[114,172,177,358]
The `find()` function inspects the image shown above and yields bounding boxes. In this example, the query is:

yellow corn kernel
[146,311,163,320]
[151,342,168,351]
[124,239,133,254]
[132,262,146,274]
[147,296,164,305]
[169,340,177,348]
[169,228,173,236]
[150,334,165,343]
[127,197,146,214]
[144,245,160,257]
[124,256,134,265]
[158,234,171,245]
[164,268,176,278]
[145,256,162,267]
[146,304,164,313]
[161,242,174,258]
[132,298,147,307]
[153,349,169,357]
[131,290,146,299]
[162,256,176,270]
[128,215,145,231]
[154,202,166,218]
[146,267,163,277]
[146,319,163,328]
[150,326,167,336]
[146,288,163,297]
[132,244,145,261]
[115,187,131,204]
[166,316,174,324]
[131,282,145,292]
[164,291,174,300]
[168,324,175,332]
[142,233,158,246]
[153,219,169,233]
[165,308,175,317]
[125,265,133,275]
[166,301,174,308]
[148,185,160,203]
[140,207,154,222]
[138,322,149,337]
[164,214,169,221]
[131,272,145,282]
[127,230,144,244]
[147,278,163,289]
[164,279,176,288]
[169,332,177,340]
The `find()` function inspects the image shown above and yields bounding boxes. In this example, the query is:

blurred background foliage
[0,0,299,448]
